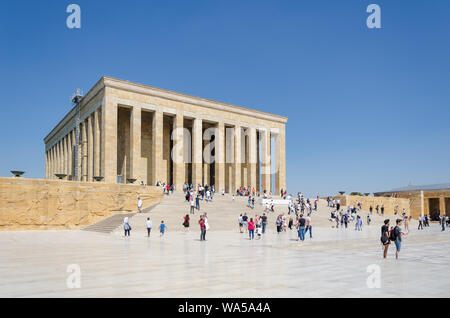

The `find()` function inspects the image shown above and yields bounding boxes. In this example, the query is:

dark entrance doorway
[428,198,440,221]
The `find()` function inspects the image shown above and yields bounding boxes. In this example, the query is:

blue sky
[0,0,449,196]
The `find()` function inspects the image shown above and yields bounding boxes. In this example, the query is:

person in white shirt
[146,218,152,237]
[137,197,143,213]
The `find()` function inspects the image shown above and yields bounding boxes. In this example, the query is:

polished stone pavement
[0,223,449,298]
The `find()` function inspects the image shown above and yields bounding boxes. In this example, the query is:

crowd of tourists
[123,190,449,261]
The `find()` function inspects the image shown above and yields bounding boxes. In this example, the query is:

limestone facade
[44,77,288,194]
[0,177,163,230]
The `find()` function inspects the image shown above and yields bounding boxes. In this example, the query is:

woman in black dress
[183,214,190,232]
[380,219,390,258]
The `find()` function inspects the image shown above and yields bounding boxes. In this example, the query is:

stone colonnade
[46,105,286,194]
[44,77,287,195]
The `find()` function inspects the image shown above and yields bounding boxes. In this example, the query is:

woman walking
[183,214,190,232]
[199,215,206,241]
[123,217,131,237]
[380,219,390,259]
[248,218,255,240]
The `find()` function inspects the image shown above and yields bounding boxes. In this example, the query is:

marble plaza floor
[0,223,449,297]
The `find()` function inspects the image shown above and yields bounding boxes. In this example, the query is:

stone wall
[0,177,163,231]
[333,195,411,216]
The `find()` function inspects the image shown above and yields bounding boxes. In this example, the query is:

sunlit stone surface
[0,223,449,297]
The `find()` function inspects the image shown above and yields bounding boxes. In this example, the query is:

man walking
[190,198,195,214]
[261,213,268,234]
[146,217,152,237]
[418,215,423,230]
[297,214,306,242]
[137,197,143,213]
[199,215,206,241]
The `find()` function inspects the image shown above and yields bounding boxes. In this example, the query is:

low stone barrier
[0,177,163,231]
[333,195,410,216]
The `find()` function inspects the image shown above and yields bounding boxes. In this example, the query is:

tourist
[288,216,294,230]
[146,217,152,237]
[256,217,262,239]
[124,217,131,237]
[297,214,306,241]
[441,215,446,232]
[418,215,424,230]
[199,215,206,241]
[305,214,312,238]
[204,213,210,231]
[248,218,255,240]
[137,197,143,213]
[190,198,195,214]
[195,195,200,210]
[391,219,407,259]
[276,215,282,234]
[381,205,385,216]
[238,214,244,233]
[261,213,268,234]
[355,215,362,231]
[404,216,410,232]
[242,213,248,232]
[183,214,190,232]
[380,219,390,259]
[367,214,371,226]
[160,220,166,236]
[369,206,373,214]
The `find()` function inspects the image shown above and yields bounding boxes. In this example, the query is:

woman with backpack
[380,219,390,258]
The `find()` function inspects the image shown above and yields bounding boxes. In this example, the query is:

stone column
[152,110,163,185]
[56,140,61,175]
[45,150,49,179]
[87,114,94,181]
[440,195,446,217]
[232,125,241,192]
[248,127,257,191]
[68,131,73,179]
[52,146,57,178]
[49,147,53,179]
[214,122,225,193]
[172,113,185,190]
[62,136,69,175]
[130,106,142,182]
[420,191,425,217]
[101,92,118,183]
[260,129,271,193]
[77,123,82,181]
[94,109,101,178]
[192,118,203,187]
[82,121,88,181]
[274,127,286,195]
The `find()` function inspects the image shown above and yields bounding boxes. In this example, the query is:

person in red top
[199,216,206,241]
[248,218,255,240]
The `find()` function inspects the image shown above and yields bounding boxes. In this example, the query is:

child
[160,220,166,236]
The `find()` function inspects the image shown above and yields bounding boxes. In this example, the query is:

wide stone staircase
[82,213,136,233]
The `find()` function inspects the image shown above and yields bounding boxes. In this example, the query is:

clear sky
[1,0,449,196]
